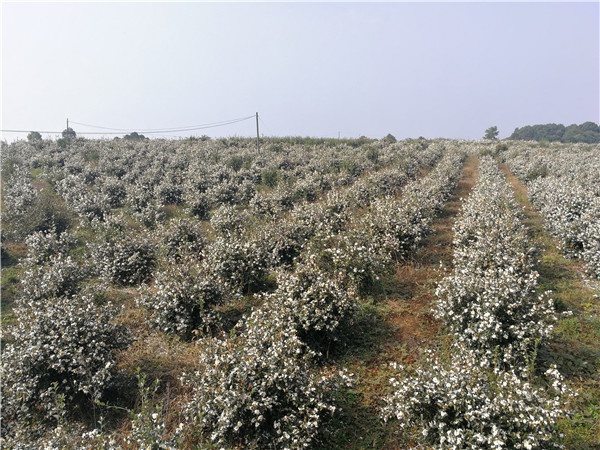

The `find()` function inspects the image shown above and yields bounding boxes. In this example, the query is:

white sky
[1,1,598,141]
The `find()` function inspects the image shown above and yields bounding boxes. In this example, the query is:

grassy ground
[500,163,600,450]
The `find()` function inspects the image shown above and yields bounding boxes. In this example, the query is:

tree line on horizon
[508,121,599,144]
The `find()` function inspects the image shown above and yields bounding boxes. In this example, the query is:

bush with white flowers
[303,228,390,296]
[262,259,359,351]
[20,254,89,303]
[182,306,352,449]
[1,291,132,429]
[382,347,571,450]
[21,227,78,267]
[89,216,157,286]
[209,203,250,236]
[139,259,223,338]
[502,142,600,278]
[202,233,274,295]
[55,173,108,221]
[156,217,207,261]
[3,164,38,222]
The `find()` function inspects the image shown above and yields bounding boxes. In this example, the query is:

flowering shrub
[155,180,184,205]
[156,217,206,261]
[382,348,571,449]
[182,306,352,449]
[2,165,73,238]
[22,227,78,266]
[183,190,211,220]
[209,203,250,236]
[259,217,312,268]
[303,228,390,296]
[1,291,131,430]
[262,259,359,352]
[202,234,273,295]
[89,217,156,286]
[580,199,600,279]
[139,259,223,338]
[99,175,127,208]
[20,254,89,303]
[55,173,108,221]
[3,164,38,221]
[436,268,557,365]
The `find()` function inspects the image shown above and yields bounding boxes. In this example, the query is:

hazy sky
[2,2,598,141]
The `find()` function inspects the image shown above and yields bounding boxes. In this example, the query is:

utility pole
[255,112,260,152]
[66,118,69,134]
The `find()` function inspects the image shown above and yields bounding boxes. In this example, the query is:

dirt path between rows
[385,155,479,363]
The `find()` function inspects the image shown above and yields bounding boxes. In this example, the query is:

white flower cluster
[22,227,78,267]
[155,217,207,261]
[304,227,390,296]
[202,233,274,295]
[182,305,353,449]
[98,175,127,208]
[55,173,108,221]
[1,291,131,429]
[528,179,599,278]
[435,156,558,365]
[20,254,88,303]
[381,348,570,449]
[209,203,251,236]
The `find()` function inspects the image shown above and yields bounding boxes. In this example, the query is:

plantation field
[1,137,599,449]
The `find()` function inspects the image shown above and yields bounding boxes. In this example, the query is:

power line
[1,114,256,135]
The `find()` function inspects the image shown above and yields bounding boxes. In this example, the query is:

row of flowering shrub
[435,156,558,365]
[501,142,600,278]
[382,349,570,449]
[382,156,570,448]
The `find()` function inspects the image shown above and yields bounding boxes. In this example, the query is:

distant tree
[62,127,76,139]
[579,121,600,133]
[484,126,499,140]
[124,132,147,140]
[27,131,42,143]
[538,123,565,142]
[382,133,397,143]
